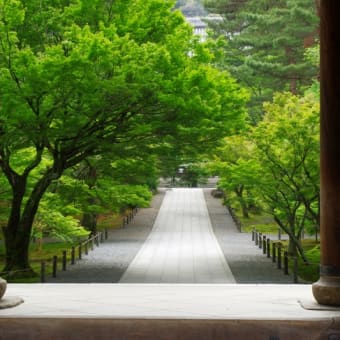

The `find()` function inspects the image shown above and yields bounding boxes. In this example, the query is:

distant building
[185,16,207,41]
[185,15,223,41]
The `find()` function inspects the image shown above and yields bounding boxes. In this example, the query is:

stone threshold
[1,284,340,339]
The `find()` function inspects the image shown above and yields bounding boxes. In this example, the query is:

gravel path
[204,189,293,283]
[48,190,165,283]
[48,188,293,283]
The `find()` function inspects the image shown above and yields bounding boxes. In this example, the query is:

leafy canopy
[0,0,248,274]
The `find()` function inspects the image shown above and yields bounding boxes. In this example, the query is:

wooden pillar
[312,0,340,306]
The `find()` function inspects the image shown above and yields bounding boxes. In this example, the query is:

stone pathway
[120,188,235,283]
[48,188,293,284]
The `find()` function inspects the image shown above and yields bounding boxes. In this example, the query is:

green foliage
[210,88,320,261]
[34,210,89,242]
[208,134,262,218]
[1,0,247,274]
[305,43,320,68]
[32,190,88,245]
[204,0,320,264]
[252,91,319,259]
[292,243,320,282]
[44,159,154,235]
[178,163,209,187]
[204,0,319,123]
[110,157,159,190]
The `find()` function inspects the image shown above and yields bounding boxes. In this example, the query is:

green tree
[208,135,261,218]
[0,0,247,276]
[176,163,209,187]
[70,155,157,235]
[211,91,319,260]
[204,0,319,123]
[32,191,89,251]
[252,91,319,261]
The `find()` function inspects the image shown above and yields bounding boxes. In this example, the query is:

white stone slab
[2,284,340,321]
[120,188,235,283]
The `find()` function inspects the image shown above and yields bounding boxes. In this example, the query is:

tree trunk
[274,216,309,264]
[79,162,98,236]
[81,211,97,236]
[288,232,309,264]
[235,185,249,218]
[2,168,61,278]
[3,222,33,277]
[240,201,249,219]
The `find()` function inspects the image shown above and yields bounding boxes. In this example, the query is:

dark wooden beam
[312,0,340,306]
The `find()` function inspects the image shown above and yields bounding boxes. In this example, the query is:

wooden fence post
[259,233,262,249]
[284,251,289,275]
[293,257,298,283]
[277,244,282,269]
[62,251,67,271]
[52,256,58,278]
[263,235,267,254]
[71,246,75,265]
[267,238,271,258]
[40,261,46,283]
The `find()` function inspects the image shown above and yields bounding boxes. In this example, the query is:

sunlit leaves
[210,89,319,258]
[251,91,319,257]
[0,0,249,273]
[33,192,89,243]
[0,0,24,30]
